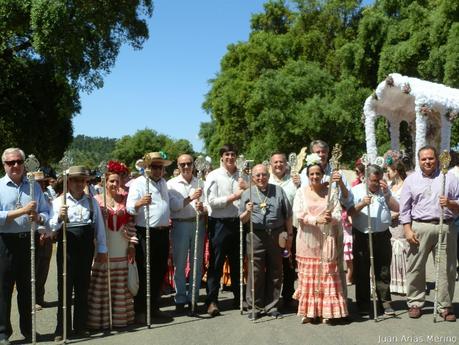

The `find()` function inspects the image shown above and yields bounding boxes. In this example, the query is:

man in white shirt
[204,144,246,317]
[269,153,299,308]
[126,152,172,322]
[49,166,107,341]
[167,154,204,313]
[348,164,399,317]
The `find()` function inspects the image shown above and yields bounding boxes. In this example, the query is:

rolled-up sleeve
[93,199,108,253]
[206,178,227,209]
[126,180,141,215]
[399,180,412,224]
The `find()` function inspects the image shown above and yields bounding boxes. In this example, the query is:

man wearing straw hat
[126,151,172,322]
[0,148,50,345]
[50,165,107,341]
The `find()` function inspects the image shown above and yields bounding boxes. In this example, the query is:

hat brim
[149,158,172,167]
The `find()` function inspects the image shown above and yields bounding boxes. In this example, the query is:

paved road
[10,250,459,345]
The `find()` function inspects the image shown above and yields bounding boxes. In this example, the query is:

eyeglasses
[4,160,24,167]
[179,162,193,168]
[254,173,268,178]
[150,165,164,170]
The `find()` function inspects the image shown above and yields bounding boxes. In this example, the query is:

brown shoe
[408,306,422,318]
[440,308,456,322]
[207,302,220,317]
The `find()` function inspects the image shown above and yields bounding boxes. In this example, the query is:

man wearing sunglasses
[126,152,172,323]
[239,164,293,320]
[0,148,50,345]
[167,154,205,313]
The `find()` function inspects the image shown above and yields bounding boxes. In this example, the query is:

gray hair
[309,140,329,152]
[367,164,383,178]
[2,148,25,163]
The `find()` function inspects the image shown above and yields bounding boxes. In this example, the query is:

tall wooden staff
[142,153,153,328]
[245,160,256,321]
[191,156,207,315]
[235,154,246,315]
[99,161,113,329]
[315,145,341,296]
[361,154,384,321]
[59,153,72,342]
[25,154,40,345]
[433,150,451,323]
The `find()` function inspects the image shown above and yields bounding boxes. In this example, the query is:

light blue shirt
[0,175,50,234]
[349,183,392,233]
[126,176,170,228]
[49,193,107,253]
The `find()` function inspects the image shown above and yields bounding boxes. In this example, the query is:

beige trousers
[406,221,457,312]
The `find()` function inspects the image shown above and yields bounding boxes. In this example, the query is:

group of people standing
[0,140,457,344]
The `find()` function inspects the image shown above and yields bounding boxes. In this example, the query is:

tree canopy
[200,0,459,164]
[0,0,153,163]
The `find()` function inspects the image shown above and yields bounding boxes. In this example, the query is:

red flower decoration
[107,160,129,175]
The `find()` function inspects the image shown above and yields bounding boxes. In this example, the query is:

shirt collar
[4,174,27,187]
[420,168,439,178]
[177,174,194,185]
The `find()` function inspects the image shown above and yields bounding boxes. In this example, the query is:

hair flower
[107,160,129,175]
[305,153,321,167]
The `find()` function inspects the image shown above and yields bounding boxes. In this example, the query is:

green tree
[0,0,153,163]
[111,128,194,175]
[65,135,117,169]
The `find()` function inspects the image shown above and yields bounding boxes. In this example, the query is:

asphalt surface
[9,249,459,345]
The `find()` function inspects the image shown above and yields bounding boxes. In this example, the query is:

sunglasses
[254,173,268,178]
[150,165,164,170]
[4,160,24,167]
[179,162,193,168]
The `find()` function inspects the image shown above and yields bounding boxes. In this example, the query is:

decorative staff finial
[329,144,342,171]
[288,153,298,175]
[439,150,451,175]
[99,160,108,175]
[194,155,207,179]
[59,152,73,172]
[236,155,246,173]
[25,154,40,175]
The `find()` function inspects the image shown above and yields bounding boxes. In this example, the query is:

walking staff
[142,153,153,328]
[25,155,40,345]
[235,154,246,315]
[190,156,207,315]
[99,161,113,329]
[361,154,384,321]
[59,153,72,342]
[246,160,256,322]
[316,145,341,296]
[433,150,451,323]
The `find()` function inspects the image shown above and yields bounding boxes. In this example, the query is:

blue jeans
[171,219,206,304]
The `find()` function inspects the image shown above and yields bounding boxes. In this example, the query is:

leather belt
[173,217,197,222]
[413,219,453,225]
[0,232,30,238]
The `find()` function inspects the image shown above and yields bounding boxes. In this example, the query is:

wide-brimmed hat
[143,152,172,167]
[67,165,90,178]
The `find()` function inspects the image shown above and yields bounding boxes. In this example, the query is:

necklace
[256,185,270,215]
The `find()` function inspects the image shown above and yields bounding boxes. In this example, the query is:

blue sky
[74,0,373,153]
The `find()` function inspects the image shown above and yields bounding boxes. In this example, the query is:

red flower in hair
[107,160,129,175]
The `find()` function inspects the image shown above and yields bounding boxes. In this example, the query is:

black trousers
[353,228,392,311]
[206,217,240,305]
[281,227,297,302]
[134,226,170,313]
[36,237,53,304]
[55,226,94,335]
[0,233,32,340]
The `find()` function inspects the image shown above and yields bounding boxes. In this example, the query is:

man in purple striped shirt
[399,146,459,321]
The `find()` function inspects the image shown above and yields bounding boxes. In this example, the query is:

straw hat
[143,152,172,167]
[67,166,90,178]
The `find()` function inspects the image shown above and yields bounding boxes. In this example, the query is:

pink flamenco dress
[292,187,348,321]
[87,193,136,329]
